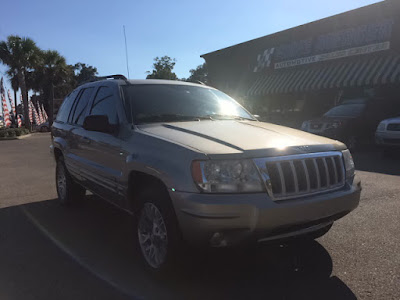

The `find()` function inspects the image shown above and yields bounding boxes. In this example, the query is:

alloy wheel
[137,202,168,269]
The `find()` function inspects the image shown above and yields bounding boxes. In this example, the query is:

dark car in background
[301,98,395,150]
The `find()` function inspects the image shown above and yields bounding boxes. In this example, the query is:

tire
[56,156,86,206]
[135,187,184,273]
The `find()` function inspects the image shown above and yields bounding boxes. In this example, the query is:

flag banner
[17,115,22,127]
[28,100,34,123]
[7,89,16,117]
[37,104,44,124]
[31,99,41,125]
[1,78,11,127]
[41,103,48,120]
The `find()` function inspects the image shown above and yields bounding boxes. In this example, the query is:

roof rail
[79,74,129,86]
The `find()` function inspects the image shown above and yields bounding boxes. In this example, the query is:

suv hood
[138,120,344,156]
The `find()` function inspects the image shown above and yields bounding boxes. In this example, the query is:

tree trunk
[17,71,31,130]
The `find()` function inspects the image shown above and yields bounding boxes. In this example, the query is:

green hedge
[0,127,29,138]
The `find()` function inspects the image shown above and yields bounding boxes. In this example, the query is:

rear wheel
[136,188,184,272]
[56,157,85,205]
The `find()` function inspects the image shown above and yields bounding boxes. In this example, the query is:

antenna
[123,25,130,78]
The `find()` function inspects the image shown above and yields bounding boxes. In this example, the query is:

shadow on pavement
[4,196,357,300]
[353,150,400,176]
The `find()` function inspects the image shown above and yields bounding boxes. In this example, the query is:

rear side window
[56,89,79,123]
[70,87,94,125]
[90,87,119,125]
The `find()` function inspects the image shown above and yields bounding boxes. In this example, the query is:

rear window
[70,88,94,125]
[56,89,79,123]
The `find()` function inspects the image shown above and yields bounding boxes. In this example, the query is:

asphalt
[0,133,399,299]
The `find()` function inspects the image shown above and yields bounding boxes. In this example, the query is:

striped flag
[37,103,44,124]
[31,100,41,125]
[17,115,22,127]
[41,103,48,120]
[1,78,11,127]
[7,89,16,117]
[28,99,34,124]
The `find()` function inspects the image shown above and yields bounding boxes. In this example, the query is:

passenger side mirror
[83,115,114,133]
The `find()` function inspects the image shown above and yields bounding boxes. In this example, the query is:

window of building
[90,86,118,125]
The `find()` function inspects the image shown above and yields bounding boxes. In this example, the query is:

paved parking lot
[0,133,399,299]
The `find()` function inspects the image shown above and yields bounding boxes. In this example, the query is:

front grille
[310,123,323,130]
[387,124,400,131]
[254,152,345,200]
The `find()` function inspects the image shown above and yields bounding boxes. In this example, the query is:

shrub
[7,129,16,137]
[24,128,30,135]
[0,130,6,138]
[15,128,22,136]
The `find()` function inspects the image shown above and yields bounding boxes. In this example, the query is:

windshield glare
[123,84,254,124]
[324,104,366,118]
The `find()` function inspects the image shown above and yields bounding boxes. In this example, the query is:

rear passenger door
[67,87,95,182]
[78,85,125,204]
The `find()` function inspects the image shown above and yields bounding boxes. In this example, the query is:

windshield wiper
[135,114,212,124]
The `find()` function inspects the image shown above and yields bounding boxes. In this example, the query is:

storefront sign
[275,41,390,69]
[254,19,394,72]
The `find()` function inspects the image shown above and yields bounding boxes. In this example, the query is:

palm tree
[0,35,40,129]
[7,70,19,116]
[34,50,72,125]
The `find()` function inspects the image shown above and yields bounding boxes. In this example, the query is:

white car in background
[375,116,400,154]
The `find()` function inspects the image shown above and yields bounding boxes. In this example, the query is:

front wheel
[136,189,184,272]
[56,157,85,205]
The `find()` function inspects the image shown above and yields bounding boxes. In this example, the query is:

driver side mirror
[83,115,114,133]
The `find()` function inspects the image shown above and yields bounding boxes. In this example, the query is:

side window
[56,89,79,123]
[70,87,94,126]
[90,87,119,125]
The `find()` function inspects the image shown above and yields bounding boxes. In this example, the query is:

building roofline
[200,0,386,59]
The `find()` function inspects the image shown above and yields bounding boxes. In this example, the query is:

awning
[248,55,400,96]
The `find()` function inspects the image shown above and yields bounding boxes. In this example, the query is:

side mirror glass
[83,115,113,133]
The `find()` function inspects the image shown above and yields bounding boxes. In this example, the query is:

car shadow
[353,150,400,176]
[18,196,356,300]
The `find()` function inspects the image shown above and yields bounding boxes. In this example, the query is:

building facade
[201,0,400,128]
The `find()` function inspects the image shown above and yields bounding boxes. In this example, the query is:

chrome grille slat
[289,161,299,193]
[254,152,345,201]
[301,160,311,192]
[276,162,286,196]
[313,159,321,190]
[331,157,338,185]
[322,158,330,187]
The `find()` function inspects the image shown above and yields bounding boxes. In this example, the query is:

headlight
[191,159,265,193]
[377,122,386,131]
[301,121,309,131]
[342,150,355,182]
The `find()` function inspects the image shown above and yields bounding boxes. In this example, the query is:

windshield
[123,84,255,124]
[324,104,366,118]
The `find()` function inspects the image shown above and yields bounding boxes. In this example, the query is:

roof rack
[79,74,129,86]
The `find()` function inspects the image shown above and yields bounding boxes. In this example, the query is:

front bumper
[171,177,361,247]
[375,132,400,147]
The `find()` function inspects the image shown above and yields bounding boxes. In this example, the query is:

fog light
[209,232,227,247]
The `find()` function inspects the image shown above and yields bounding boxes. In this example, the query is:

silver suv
[51,75,361,272]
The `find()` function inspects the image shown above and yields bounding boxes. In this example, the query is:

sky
[0,0,382,98]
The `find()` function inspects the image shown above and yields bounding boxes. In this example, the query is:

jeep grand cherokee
[51,75,361,271]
